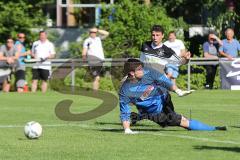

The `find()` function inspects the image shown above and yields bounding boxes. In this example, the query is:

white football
[24,121,42,139]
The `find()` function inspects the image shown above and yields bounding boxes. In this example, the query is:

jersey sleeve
[119,85,132,122]
[179,40,185,50]
[149,68,173,89]
[203,42,209,53]
[31,42,37,54]
[0,45,4,55]
[15,41,21,46]
[49,43,56,55]
[219,42,223,52]
[237,40,240,51]
[163,41,169,47]
[164,46,175,58]
[166,47,184,65]
[13,47,18,56]
[83,39,90,49]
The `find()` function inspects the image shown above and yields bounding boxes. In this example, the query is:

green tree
[0,0,53,43]
[99,0,187,58]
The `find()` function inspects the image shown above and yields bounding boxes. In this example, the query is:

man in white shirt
[31,31,56,93]
[164,31,191,91]
[164,31,186,56]
[82,27,109,90]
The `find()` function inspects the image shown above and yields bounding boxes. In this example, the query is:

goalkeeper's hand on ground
[124,128,139,134]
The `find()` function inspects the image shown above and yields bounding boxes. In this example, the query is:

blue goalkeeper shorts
[165,64,179,78]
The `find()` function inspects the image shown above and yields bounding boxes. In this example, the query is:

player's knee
[166,113,182,126]
[180,116,189,128]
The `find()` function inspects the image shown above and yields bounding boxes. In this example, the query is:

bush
[0,0,47,43]
[177,65,221,90]
[100,0,187,58]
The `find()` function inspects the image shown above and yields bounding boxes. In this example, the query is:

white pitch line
[0,123,239,145]
[0,124,91,128]
[144,132,240,145]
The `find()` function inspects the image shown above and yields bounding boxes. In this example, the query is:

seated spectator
[219,28,240,60]
[15,33,31,92]
[203,32,222,89]
[0,37,19,92]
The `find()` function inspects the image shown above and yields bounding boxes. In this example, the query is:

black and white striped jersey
[140,41,185,66]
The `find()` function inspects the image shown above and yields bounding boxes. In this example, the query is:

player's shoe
[130,112,138,125]
[175,89,192,97]
[215,126,227,131]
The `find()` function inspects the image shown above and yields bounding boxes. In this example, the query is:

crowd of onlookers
[0,27,239,93]
[0,28,109,93]
[203,28,240,89]
[0,31,55,93]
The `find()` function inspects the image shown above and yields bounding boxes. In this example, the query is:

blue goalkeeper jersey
[119,68,173,121]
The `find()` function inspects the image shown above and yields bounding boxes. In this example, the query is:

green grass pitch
[0,90,240,160]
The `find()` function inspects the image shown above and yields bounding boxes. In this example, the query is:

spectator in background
[164,31,191,92]
[0,37,19,92]
[82,27,109,90]
[15,33,31,92]
[203,32,222,89]
[219,28,240,60]
[31,31,55,93]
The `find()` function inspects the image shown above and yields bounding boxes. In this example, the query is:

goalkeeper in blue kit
[119,58,226,134]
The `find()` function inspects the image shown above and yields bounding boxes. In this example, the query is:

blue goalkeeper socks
[189,119,216,131]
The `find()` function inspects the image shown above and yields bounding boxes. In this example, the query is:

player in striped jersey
[140,25,192,96]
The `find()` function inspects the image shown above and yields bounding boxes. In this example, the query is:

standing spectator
[0,37,19,92]
[15,33,31,92]
[203,32,222,89]
[219,28,240,60]
[82,27,109,90]
[164,31,191,92]
[31,31,56,93]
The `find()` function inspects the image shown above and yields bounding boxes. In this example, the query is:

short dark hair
[168,31,176,36]
[208,30,217,35]
[39,30,46,34]
[17,32,25,36]
[6,36,13,40]
[6,36,14,42]
[151,25,164,34]
[123,58,143,75]
[225,28,234,33]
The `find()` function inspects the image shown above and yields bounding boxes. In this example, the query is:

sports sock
[189,119,216,131]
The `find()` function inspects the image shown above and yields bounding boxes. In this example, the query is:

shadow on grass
[230,125,240,129]
[18,138,28,140]
[18,137,39,141]
[98,128,180,133]
[194,146,240,153]
[95,121,156,127]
